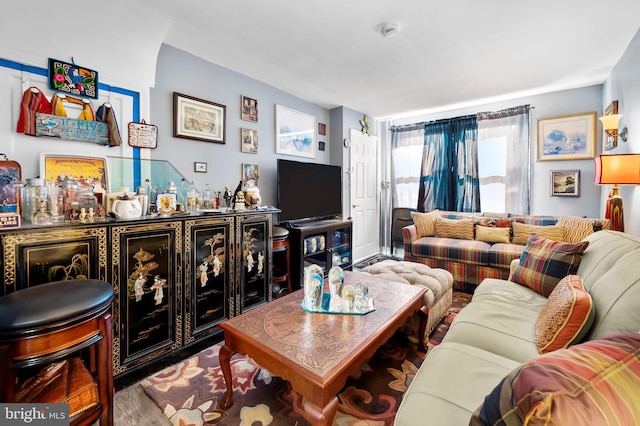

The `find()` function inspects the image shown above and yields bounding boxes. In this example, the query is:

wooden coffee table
[219,270,427,425]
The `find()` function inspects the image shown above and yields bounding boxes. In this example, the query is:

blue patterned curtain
[452,117,480,212]
[417,116,479,212]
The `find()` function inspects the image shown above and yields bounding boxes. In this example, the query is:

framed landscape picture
[275,105,316,159]
[537,112,596,161]
[173,92,226,144]
[550,170,580,197]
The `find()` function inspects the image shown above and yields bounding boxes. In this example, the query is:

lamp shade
[599,114,623,131]
[594,154,640,185]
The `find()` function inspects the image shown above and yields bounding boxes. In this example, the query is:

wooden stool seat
[0,279,114,425]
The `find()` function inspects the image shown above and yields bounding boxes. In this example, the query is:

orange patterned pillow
[535,275,594,354]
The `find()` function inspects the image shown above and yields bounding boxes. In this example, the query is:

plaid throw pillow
[470,333,640,426]
[511,234,589,296]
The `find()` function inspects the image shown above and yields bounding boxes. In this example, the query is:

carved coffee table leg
[292,388,339,426]
[219,344,235,409]
[417,305,429,353]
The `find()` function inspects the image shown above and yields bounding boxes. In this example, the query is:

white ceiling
[3,1,640,120]
[144,0,640,119]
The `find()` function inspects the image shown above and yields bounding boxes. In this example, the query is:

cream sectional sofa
[394,230,640,425]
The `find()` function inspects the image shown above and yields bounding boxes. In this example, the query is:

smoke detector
[379,22,400,38]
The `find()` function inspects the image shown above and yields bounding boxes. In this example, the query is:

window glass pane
[480,183,505,213]
[478,137,506,178]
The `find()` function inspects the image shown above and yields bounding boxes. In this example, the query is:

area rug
[141,291,472,425]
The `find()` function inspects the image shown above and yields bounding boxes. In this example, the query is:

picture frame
[241,95,258,122]
[318,122,326,136]
[173,92,226,144]
[242,163,259,187]
[194,162,207,173]
[537,112,596,161]
[550,170,580,197]
[275,105,316,159]
[241,128,258,153]
[40,154,109,191]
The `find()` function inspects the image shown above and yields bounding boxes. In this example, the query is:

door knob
[352,204,359,208]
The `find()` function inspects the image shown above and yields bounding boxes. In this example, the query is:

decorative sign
[0,213,20,229]
[48,58,98,99]
[128,120,158,149]
[35,113,108,145]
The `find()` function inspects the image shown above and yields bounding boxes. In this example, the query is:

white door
[350,129,379,263]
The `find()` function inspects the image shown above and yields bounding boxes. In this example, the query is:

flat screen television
[277,159,342,223]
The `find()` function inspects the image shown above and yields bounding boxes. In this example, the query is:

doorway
[349,129,379,262]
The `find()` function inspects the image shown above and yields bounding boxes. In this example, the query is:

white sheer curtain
[390,124,424,208]
[477,105,531,215]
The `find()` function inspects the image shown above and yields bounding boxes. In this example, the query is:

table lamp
[594,153,640,232]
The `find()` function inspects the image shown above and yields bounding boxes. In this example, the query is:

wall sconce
[599,100,628,149]
[594,153,640,232]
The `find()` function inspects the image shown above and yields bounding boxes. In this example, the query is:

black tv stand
[282,219,352,290]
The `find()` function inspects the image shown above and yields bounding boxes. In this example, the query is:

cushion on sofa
[534,275,594,354]
[557,215,611,243]
[434,217,475,240]
[475,226,510,244]
[510,235,589,296]
[411,210,440,237]
[470,333,640,426]
[411,237,491,266]
[512,221,565,245]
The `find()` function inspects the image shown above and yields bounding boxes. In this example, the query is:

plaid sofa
[403,212,559,293]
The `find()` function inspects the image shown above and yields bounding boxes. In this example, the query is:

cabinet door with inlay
[111,221,182,376]
[184,216,234,344]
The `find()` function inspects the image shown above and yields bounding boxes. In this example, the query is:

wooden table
[219,270,427,425]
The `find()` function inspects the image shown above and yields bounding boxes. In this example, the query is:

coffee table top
[220,271,426,380]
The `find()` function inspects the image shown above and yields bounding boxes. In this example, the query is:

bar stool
[0,279,114,426]
[272,226,291,298]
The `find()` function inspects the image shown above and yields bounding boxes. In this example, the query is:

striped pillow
[511,234,589,296]
[410,210,440,237]
[557,215,610,243]
[535,275,594,354]
[512,221,565,245]
[434,217,475,240]
[470,333,640,426]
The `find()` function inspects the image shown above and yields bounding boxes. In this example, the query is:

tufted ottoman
[360,260,453,349]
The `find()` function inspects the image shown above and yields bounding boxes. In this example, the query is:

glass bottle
[202,184,212,209]
[22,178,48,223]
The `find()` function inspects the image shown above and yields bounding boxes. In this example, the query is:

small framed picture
[318,122,326,136]
[550,170,580,197]
[194,162,207,173]
[241,128,258,153]
[242,163,259,187]
[241,95,258,122]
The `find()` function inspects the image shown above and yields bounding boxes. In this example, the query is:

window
[478,136,507,213]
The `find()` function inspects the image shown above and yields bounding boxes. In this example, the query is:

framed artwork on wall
[537,112,596,161]
[275,105,316,159]
[550,170,580,197]
[241,128,258,153]
[242,164,259,187]
[173,92,226,144]
[241,95,258,122]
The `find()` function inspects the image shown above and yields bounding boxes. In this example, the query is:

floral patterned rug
[141,292,471,425]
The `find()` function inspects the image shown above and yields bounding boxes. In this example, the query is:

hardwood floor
[112,382,170,426]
